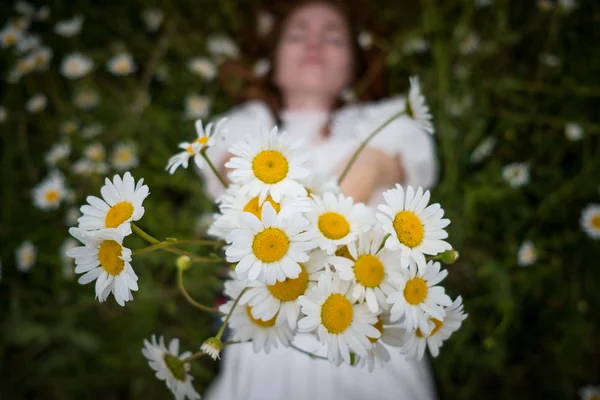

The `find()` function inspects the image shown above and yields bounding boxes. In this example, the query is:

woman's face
[274,2,353,101]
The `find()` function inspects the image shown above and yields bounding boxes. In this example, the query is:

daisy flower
[184,94,211,119]
[407,76,434,134]
[580,204,600,240]
[67,225,138,306]
[31,46,53,71]
[81,123,104,139]
[32,171,67,211]
[377,185,451,267]
[403,36,429,55]
[45,141,71,166]
[77,172,149,233]
[355,314,406,372]
[459,32,480,55]
[297,273,381,365]
[200,337,223,360]
[0,25,22,48]
[107,53,137,76]
[166,118,226,174]
[221,278,294,354]
[579,385,600,400]
[141,8,164,32]
[25,93,47,113]
[142,335,201,400]
[60,53,94,79]
[387,258,452,334]
[187,57,216,80]
[207,34,240,60]
[54,15,84,37]
[84,142,106,162]
[210,187,311,242]
[305,192,372,254]
[16,240,36,272]
[333,227,401,312]
[502,162,529,188]
[73,88,100,110]
[565,122,584,141]
[517,240,537,267]
[300,173,340,198]
[225,202,314,284]
[110,142,139,171]
[469,137,497,163]
[16,33,41,54]
[226,125,310,203]
[240,250,327,328]
[401,296,467,360]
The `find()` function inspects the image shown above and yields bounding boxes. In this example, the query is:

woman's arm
[336,147,405,204]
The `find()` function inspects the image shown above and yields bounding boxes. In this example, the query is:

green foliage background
[1,0,599,399]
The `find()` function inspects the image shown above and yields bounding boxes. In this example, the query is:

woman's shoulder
[222,99,274,127]
[334,96,407,124]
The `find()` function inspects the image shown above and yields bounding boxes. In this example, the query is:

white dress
[201,98,439,400]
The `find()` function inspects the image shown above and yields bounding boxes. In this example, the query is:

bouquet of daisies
[66,77,466,399]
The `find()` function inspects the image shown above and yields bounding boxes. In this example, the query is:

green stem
[289,343,328,361]
[132,238,224,256]
[216,287,249,340]
[201,149,228,188]
[182,351,206,364]
[177,267,222,314]
[338,110,406,184]
[131,223,159,244]
[132,223,223,262]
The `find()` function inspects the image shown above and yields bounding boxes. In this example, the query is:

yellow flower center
[404,277,428,305]
[321,293,353,334]
[98,240,125,275]
[335,245,354,261]
[243,195,281,220]
[368,318,385,343]
[393,211,424,248]
[416,318,443,338]
[105,201,134,228]
[354,254,385,288]
[246,306,277,327]
[252,227,289,263]
[252,150,289,184]
[591,215,600,229]
[4,33,18,46]
[196,136,209,146]
[117,150,132,162]
[44,189,60,203]
[87,147,104,162]
[115,59,131,73]
[163,354,187,382]
[318,212,350,240]
[267,264,308,301]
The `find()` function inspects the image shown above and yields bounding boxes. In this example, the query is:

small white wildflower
[25,93,47,113]
[141,8,164,32]
[54,15,84,37]
[502,162,530,188]
[517,240,537,267]
[565,122,584,141]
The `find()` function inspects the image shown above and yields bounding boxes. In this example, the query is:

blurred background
[1,0,599,399]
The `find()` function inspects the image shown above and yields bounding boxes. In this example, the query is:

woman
[201,1,438,399]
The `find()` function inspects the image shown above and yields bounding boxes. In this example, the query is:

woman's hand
[336,147,405,204]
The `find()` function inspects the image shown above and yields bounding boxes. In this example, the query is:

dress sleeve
[353,96,438,189]
[200,100,274,200]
